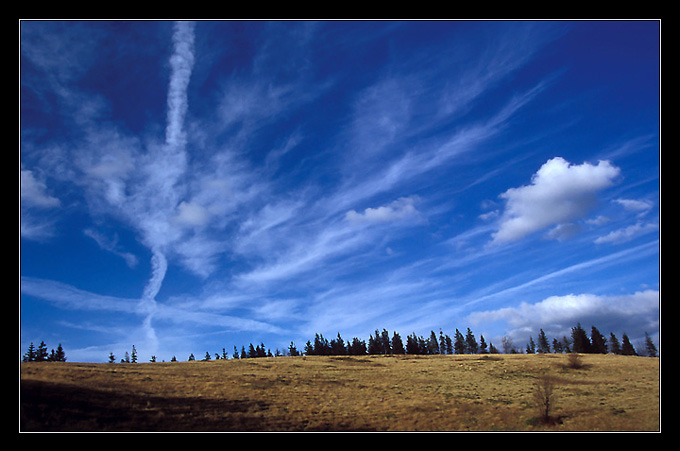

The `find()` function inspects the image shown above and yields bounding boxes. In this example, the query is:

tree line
[113,323,658,363]
[22,341,66,362]
[21,323,658,363]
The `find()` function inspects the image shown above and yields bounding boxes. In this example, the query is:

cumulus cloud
[345,196,420,224]
[491,157,620,244]
[468,290,659,339]
[174,201,210,227]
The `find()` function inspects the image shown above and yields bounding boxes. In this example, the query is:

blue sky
[20,20,660,362]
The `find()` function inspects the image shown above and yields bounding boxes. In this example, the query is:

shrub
[532,374,559,425]
[566,352,584,369]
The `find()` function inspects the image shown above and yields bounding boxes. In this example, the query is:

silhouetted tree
[131,345,138,363]
[465,328,478,354]
[537,329,550,354]
[609,333,621,355]
[23,342,36,362]
[288,341,299,357]
[454,329,466,354]
[36,341,49,362]
[526,336,536,354]
[621,333,637,356]
[108,352,116,363]
[479,335,488,354]
[392,331,405,354]
[331,333,346,355]
[428,330,440,355]
[571,323,591,353]
[590,326,607,354]
[644,332,657,357]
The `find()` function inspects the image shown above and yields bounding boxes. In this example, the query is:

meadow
[20,353,660,432]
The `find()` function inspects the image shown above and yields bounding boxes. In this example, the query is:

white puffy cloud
[491,157,620,244]
[345,196,420,224]
[174,201,210,227]
[468,290,659,338]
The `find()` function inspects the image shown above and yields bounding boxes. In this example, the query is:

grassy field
[20,353,660,432]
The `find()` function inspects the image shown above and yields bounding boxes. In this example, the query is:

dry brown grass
[20,353,660,432]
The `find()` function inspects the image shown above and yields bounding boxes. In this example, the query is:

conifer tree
[571,323,591,353]
[526,336,536,354]
[428,330,440,355]
[131,345,138,363]
[479,335,488,354]
[36,341,49,362]
[621,333,637,356]
[23,342,36,362]
[454,329,466,354]
[644,332,657,357]
[609,333,621,355]
[392,331,405,354]
[288,341,299,357]
[465,328,478,354]
[108,352,116,363]
[54,343,66,362]
[380,329,392,355]
[537,329,550,353]
[590,326,607,354]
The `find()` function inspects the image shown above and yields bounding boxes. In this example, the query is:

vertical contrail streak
[139,21,195,354]
[166,20,195,150]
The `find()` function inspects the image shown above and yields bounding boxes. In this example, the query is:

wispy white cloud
[594,221,658,245]
[491,157,620,245]
[83,228,138,268]
[21,168,60,208]
[613,198,654,216]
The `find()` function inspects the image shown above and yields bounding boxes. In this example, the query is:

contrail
[139,21,196,354]
[165,20,195,150]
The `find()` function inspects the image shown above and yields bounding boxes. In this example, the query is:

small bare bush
[566,352,584,369]
[532,374,559,425]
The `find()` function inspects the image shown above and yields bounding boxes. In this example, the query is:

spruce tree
[392,331,405,354]
[108,352,116,363]
[479,335,488,354]
[644,332,658,357]
[406,333,419,354]
[54,343,66,362]
[537,329,550,353]
[621,333,637,356]
[380,329,392,355]
[454,329,466,354]
[465,328,478,354]
[609,333,621,355]
[36,341,49,362]
[571,323,591,353]
[428,330,440,355]
[526,336,536,354]
[23,342,36,362]
[131,345,138,363]
[590,326,607,354]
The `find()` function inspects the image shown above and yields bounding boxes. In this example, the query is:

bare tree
[532,374,558,424]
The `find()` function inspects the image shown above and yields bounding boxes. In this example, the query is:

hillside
[20,353,659,432]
